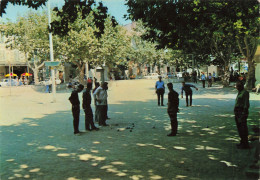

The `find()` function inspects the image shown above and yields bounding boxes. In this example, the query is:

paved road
[0,80,259,180]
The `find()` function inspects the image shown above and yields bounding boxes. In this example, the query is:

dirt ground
[0,79,259,180]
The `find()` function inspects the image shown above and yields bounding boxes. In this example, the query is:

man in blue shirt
[155,76,165,106]
[181,82,198,107]
[201,72,206,88]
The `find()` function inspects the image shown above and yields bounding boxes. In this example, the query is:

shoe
[74,131,82,135]
[167,133,177,136]
[186,105,189,107]
[85,128,91,131]
[161,104,165,106]
[106,117,111,120]
[92,127,99,131]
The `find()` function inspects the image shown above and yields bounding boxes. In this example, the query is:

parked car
[0,79,19,87]
[144,73,165,79]
[176,72,183,78]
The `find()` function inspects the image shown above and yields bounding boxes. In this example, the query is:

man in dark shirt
[69,84,84,135]
[167,83,179,136]
[83,83,99,131]
[181,82,198,107]
[234,81,250,149]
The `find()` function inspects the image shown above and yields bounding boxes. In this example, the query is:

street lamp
[47,0,56,103]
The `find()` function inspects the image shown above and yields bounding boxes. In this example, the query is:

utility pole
[47,0,56,102]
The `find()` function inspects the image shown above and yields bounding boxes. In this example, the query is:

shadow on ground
[1,97,259,180]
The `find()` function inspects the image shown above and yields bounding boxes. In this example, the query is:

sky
[1,0,132,25]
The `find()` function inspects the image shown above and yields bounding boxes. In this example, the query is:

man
[82,83,99,131]
[69,84,84,135]
[93,82,108,126]
[155,76,165,106]
[201,72,206,88]
[193,71,197,83]
[167,83,179,136]
[93,82,100,122]
[234,81,250,149]
[181,82,198,107]
[104,82,110,120]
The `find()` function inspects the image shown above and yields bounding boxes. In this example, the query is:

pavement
[0,79,259,180]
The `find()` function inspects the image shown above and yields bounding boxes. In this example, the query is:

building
[0,26,29,80]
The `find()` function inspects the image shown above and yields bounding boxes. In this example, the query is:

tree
[97,17,131,71]
[126,0,259,87]
[56,12,130,84]
[1,0,117,37]
[127,21,167,75]
[56,12,100,84]
[4,11,51,85]
[232,1,259,89]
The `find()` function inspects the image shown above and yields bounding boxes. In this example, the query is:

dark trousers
[72,105,80,133]
[105,105,108,118]
[208,79,212,87]
[96,105,107,125]
[168,112,178,134]
[235,111,249,145]
[84,106,96,130]
[202,80,206,88]
[156,89,164,105]
[185,93,192,106]
[193,76,197,83]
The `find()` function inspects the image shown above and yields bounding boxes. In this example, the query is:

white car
[0,79,19,87]
[144,73,163,79]
[176,72,183,78]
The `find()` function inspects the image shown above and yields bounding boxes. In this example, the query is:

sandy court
[0,79,259,180]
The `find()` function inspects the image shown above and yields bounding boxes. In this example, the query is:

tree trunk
[222,62,230,87]
[246,57,256,90]
[33,68,39,85]
[79,67,85,85]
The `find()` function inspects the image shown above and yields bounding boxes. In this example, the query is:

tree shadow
[1,97,259,180]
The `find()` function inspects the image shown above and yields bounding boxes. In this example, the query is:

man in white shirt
[93,82,108,126]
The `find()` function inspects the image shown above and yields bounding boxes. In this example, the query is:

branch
[236,38,246,57]
[244,36,250,58]
[37,62,45,69]
[250,37,258,60]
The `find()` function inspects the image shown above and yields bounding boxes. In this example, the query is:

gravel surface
[0,79,259,180]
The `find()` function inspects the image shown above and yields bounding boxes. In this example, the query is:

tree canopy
[1,0,117,37]
[126,0,259,87]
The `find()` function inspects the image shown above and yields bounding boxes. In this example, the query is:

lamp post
[47,0,56,102]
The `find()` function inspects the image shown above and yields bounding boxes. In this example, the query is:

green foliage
[4,10,50,62]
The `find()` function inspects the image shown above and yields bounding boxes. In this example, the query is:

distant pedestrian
[181,82,198,107]
[93,82,108,126]
[155,76,165,106]
[82,83,99,131]
[167,83,179,136]
[69,84,84,135]
[234,81,250,149]
[201,72,206,88]
[193,71,197,83]
[212,71,216,82]
[208,73,212,87]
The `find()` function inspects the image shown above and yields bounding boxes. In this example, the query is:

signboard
[45,61,60,67]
